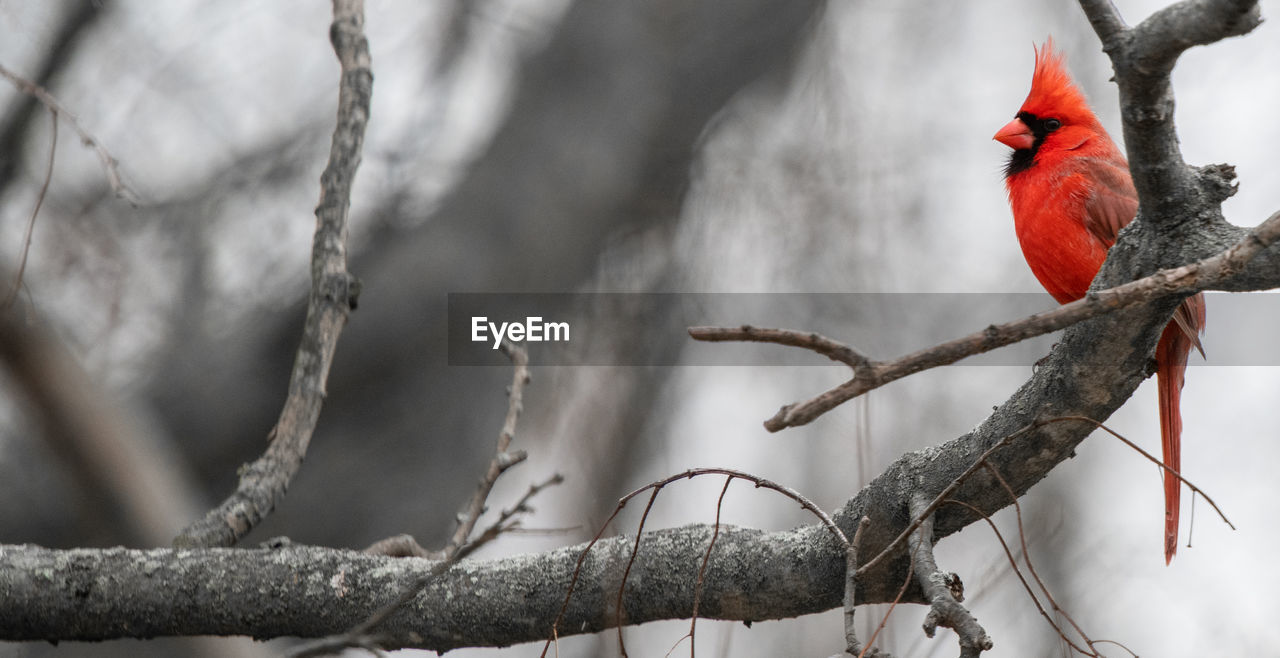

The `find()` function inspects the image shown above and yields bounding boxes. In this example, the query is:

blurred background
[1,1,1277,656]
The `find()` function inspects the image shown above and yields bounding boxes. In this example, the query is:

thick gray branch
[908,500,992,657]
[2,529,841,650]
[1081,0,1261,217]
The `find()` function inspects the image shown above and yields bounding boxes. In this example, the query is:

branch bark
[173,0,370,548]
[907,505,992,657]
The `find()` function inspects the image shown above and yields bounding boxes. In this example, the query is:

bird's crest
[1020,39,1103,130]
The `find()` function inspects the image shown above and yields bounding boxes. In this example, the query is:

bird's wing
[1080,156,1139,249]
[1081,156,1206,354]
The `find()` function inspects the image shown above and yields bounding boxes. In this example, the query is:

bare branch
[981,465,1109,655]
[855,418,1047,578]
[0,407,1243,653]
[943,499,1100,657]
[841,516,890,658]
[363,535,435,559]
[543,467,850,657]
[454,472,566,561]
[174,0,370,549]
[364,472,566,561]
[857,561,915,658]
[3,108,55,310]
[0,1,106,202]
[0,63,138,203]
[1079,0,1261,214]
[0,526,826,650]
[1078,0,1127,47]
[694,210,1280,431]
[907,499,992,657]
[1057,415,1234,529]
[298,341,542,657]
[676,475,734,657]
[615,488,661,656]
[1129,0,1261,69]
[687,326,871,369]
[446,340,532,556]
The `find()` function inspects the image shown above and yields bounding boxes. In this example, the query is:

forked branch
[293,342,557,657]
[907,499,992,657]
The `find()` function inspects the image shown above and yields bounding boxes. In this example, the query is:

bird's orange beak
[993,118,1035,150]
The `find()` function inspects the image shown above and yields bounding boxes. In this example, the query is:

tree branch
[0,1,109,202]
[3,108,56,309]
[174,0,370,548]
[0,529,852,650]
[0,63,138,203]
[446,340,532,555]
[692,209,1280,431]
[1080,0,1261,216]
[907,501,992,656]
[1078,0,1127,47]
[295,342,546,656]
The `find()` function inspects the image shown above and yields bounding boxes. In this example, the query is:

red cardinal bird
[994,41,1205,564]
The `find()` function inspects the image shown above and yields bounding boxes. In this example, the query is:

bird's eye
[1044,118,1062,132]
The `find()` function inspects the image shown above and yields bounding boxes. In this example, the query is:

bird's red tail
[1156,321,1193,564]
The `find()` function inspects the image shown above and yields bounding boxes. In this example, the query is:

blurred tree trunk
[143,0,824,549]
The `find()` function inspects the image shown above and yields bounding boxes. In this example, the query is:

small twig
[842,515,875,657]
[907,497,992,657]
[616,488,660,657]
[1077,0,1262,219]
[943,456,1145,658]
[455,472,565,561]
[362,534,435,559]
[0,63,138,203]
[687,326,871,369]
[989,464,1139,656]
[980,465,1085,639]
[692,210,1280,432]
[1055,415,1235,530]
[542,467,849,657]
[295,342,546,657]
[942,498,1102,657]
[856,419,1045,578]
[174,0,369,549]
[3,108,56,310]
[447,339,532,556]
[858,413,1234,588]
[686,475,734,657]
[855,563,912,658]
[945,498,1080,648]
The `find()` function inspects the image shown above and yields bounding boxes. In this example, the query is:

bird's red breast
[994,42,1134,304]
